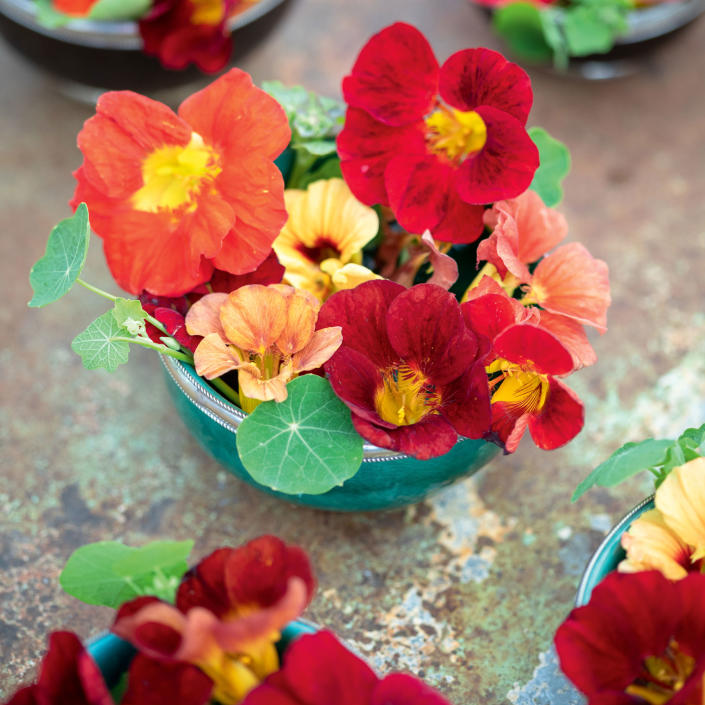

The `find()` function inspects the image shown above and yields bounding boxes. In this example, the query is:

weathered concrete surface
[2,1,705,702]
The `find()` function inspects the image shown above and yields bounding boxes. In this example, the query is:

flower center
[425,106,487,162]
[625,640,695,704]
[132,132,222,213]
[487,359,549,414]
[190,0,226,25]
[297,239,342,266]
[375,365,441,426]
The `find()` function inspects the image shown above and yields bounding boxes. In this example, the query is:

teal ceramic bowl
[161,356,501,512]
[575,496,654,606]
[87,620,317,689]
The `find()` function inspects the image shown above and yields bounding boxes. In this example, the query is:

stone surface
[2,1,705,702]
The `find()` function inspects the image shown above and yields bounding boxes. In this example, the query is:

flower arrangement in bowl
[551,423,705,703]
[477,0,705,77]
[29,22,611,510]
[3,535,457,705]
[0,0,287,97]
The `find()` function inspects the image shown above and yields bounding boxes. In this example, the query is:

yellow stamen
[132,132,221,213]
[488,359,549,414]
[425,106,487,162]
[375,365,440,426]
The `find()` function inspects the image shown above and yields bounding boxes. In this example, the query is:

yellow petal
[276,289,318,356]
[619,509,690,580]
[220,285,287,354]
[193,333,243,380]
[329,262,382,291]
[656,457,705,561]
[185,292,229,338]
[292,327,343,373]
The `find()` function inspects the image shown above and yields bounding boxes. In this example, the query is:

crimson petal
[528,379,584,450]
[493,324,574,376]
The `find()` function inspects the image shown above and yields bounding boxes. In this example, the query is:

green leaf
[88,0,151,20]
[677,424,705,457]
[572,438,673,501]
[293,139,338,157]
[113,298,149,336]
[29,204,90,307]
[71,311,131,372]
[528,127,571,207]
[236,375,364,495]
[60,540,193,607]
[298,157,343,190]
[492,3,554,63]
[562,5,624,56]
[539,9,570,69]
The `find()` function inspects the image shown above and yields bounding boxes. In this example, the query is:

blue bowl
[161,356,501,512]
[575,496,654,606]
[87,620,318,689]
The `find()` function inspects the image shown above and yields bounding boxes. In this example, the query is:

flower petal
[276,290,318,356]
[421,231,458,290]
[536,311,597,370]
[493,324,575,376]
[292,327,343,373]
[185,293,229,338]
[430,188,485,245]
[528,378,584,450]
[440,362,491,440]
[192,333,242,379]
[372,673,453,705]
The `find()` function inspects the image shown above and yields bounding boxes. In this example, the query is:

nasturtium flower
[139,0,237,73]
[51,0,99,16]
[318,280,491,460]
[337,22,539,244]
[185,284,342,412]
[71,69,290,296]
[555,571,705,705]
[4,631,113,705]
[620,458,705,580]
[273,178,380,301]
[242,631,454,705]
[113,537,315,705]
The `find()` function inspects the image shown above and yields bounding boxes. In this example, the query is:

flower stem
[76,278,117,302]
[113,336,194,364]
[209,377,241,406]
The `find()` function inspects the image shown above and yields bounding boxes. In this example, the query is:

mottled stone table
[2,1,705,702]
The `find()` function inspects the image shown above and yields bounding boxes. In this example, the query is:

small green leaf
[528,127,571,207]
[677,424,705,457]
[88,0,151,20]
[113,298,149,336]
[236,375,363,495]
[572,438,673,501]
[563,5,624,56]
[298,157,343,190]
[29,204,90,307]
[60,540,193,608]
[492,3,554,63]
[293,139,338,157]
[71,311,131,372]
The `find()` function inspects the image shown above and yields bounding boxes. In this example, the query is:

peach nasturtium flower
[185,284,342,412]
[620,457,705,579]
[273,179,380,301]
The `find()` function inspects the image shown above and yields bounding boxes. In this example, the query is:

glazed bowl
[575,496,654,605]
[160,355,501,512]
[87,619,317,689]
[0,0,291,100]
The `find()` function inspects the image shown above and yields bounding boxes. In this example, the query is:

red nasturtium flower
[113,536,316,705]
[337,22,539,244]
[242,631,453,705]
[462,290,583,452]
[70,69,290,296]
[139,0,238,73]
[4,631,112,705]
[51,0,99,15]
[555,571,705,704]
[317,280,491,460]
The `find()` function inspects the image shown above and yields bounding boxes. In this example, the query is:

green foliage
[112,298,149,336]
[573,424,705,500]
[60,540,194,607]
[34,0,72,27]
[29,204,90,307]
[492,3,554,63]
[528,127,571,207]
[71,311,131,372]
[562,0,630,56]
[237,375,364,495]
[88,0,151,20]
[297,156,343,189]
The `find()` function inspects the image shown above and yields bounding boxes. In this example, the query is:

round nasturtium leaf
[236,374,364,495]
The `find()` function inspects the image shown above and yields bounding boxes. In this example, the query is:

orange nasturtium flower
[52,0,99,15]
[620,457,705,579]
[185,284,343,412]
[70,69,290,296]
[273,178,381,301]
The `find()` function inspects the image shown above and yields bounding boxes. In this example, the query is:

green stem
[210,377,241,406]
[113,336,194,364]
[287,147,316,188]
[76,278,118,302]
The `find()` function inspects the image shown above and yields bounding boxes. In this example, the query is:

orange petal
[526,243,610,332]
[537,310,597,370]
[220,285,287,353]
[421,231,458,290]
[276,290,318,356]
[656,457,705,562]
[238,365,290,403]
[193,333,243,379]
[619,508,691,580]
[292,327,343,373]
[185,292,229,338]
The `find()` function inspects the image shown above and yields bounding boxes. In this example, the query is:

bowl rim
[574,494,655,606]
[619,0,705,44]
[0,0,286,49]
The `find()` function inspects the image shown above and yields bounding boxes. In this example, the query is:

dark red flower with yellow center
[70,69,290,296]
[139,0,238,73]
[337,22,539,244]
[317,280,491,460]
[462,292,583,452]
[555,571,705,705]
[242,631,454,705]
